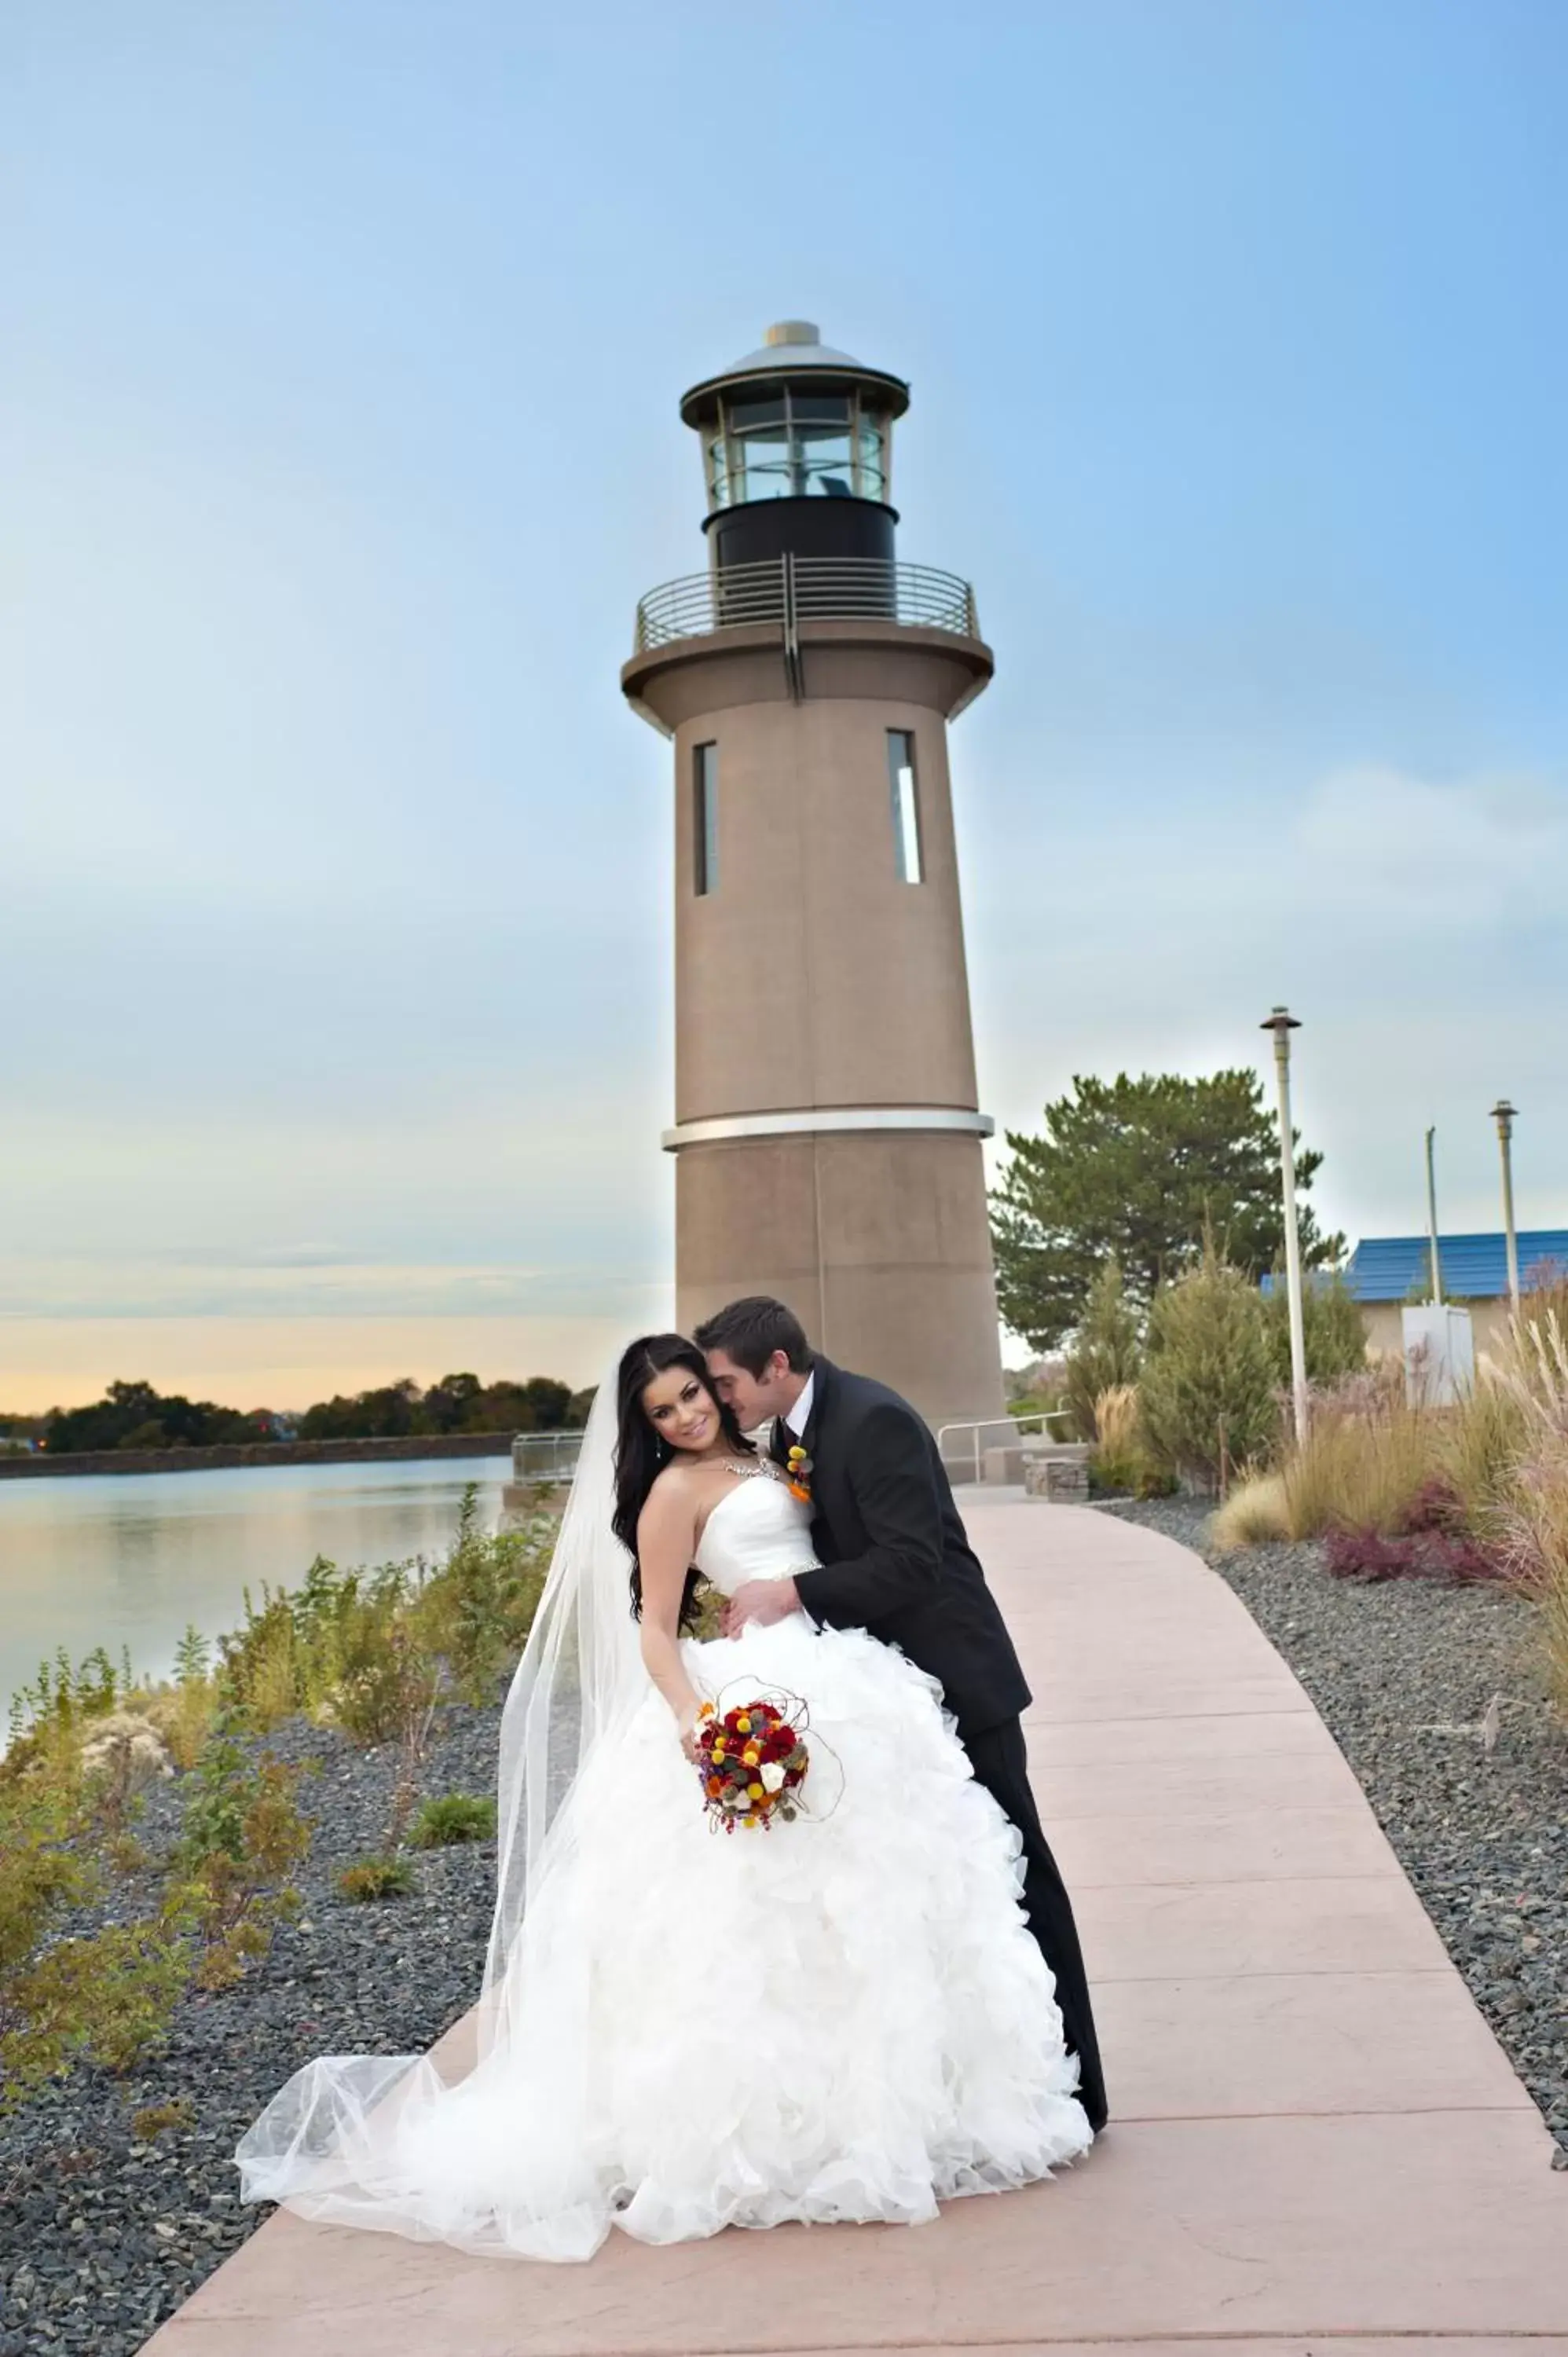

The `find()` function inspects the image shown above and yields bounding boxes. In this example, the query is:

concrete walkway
[145,1501,1568,2356]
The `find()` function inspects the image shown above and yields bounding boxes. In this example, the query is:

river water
[0,1457,513,1718]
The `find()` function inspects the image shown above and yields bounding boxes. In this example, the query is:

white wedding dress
[236,1470,1091,2260]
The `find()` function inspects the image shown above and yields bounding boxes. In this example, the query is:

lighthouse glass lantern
[702,385,892,508]
[682,321,908,574]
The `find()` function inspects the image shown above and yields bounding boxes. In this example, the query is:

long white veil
[235,1356,647,2237]
[477,1364,643,2052]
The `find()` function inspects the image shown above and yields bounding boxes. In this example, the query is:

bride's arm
[636,1478,705,1749]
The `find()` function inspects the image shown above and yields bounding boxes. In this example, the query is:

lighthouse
[622,321,1005,1431]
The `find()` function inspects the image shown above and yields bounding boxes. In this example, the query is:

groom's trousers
[964,1718,1108,2132]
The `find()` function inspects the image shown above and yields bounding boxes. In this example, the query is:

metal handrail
[511,1429,585,1481]
[936,1410,1074,1487]
[634,556,979,653]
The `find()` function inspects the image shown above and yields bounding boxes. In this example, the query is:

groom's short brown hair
[694,1296,815,1378]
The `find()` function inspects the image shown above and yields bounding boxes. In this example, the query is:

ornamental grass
[1278,1364,1437,1541]
[1209,1472,1291,1550]
[1488,1303,1568,1717]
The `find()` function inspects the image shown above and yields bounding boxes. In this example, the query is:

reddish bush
[1323,1523,1508,1585]
[1398,1475,1465,1534]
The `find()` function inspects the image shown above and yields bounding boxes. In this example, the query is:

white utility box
[1401,1303,1475,1405]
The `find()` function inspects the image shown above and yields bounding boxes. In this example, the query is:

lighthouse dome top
[726,321,869,372]
[679,321,910,428]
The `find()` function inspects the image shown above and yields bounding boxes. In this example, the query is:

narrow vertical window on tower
[694,742,719,896]
[887,730,923,884]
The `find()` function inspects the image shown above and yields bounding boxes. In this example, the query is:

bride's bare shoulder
[639,1461,704,1528]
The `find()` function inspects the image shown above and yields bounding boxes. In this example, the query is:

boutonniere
[786,1444,813,1505]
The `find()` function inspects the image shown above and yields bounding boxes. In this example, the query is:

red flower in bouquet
[692,1688,811,1833]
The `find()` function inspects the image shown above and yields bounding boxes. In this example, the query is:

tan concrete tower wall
[672,693,977,1121]
[676,1130,1005,1431]
[625,621,1006,1431]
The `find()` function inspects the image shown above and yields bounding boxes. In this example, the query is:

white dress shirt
[783,1369,815,1442]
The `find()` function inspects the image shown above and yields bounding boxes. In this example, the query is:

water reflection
[0,1457,511,1710]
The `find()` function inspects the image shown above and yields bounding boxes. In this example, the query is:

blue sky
[4,0,1565,1405]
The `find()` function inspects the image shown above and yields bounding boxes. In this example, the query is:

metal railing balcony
[511,1429,585,1481]
[633,555,980,654]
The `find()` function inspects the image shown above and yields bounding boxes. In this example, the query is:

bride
[236,1334,1092,2261]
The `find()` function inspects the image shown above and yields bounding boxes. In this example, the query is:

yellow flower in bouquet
[691,1692,811,1835]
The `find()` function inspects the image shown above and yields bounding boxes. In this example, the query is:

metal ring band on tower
[661,1107,995,1153]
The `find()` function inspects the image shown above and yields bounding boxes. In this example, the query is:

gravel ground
[1101,1497,1568,2166]
[0,1701,507,2356]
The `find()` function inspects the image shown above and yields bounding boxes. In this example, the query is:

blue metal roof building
[1343,1231,1568,1303]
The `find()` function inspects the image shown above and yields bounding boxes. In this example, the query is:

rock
[1023,1450,1091,1502]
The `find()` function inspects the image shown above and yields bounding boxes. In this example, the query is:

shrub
[2,1694,319,2108]
[412,1484,555,1704]
[5,1918,191,2098]
[169,1717,314,1991]
[218,1555,424,1741]
[0,1728,192,2108]
[7,1643,137,1754]
[337,1856,414,1903]
[327,1611,434,1747]
[408,1791,496,1848]
[78,1713,173,1795]
[216,1494,558,1745]
[1063,1260,1142,1442]
[1086,1385,1174,1497]
[1323,1523,1510,1585]
[134,1626,219,1771]
[1138,1241,1278,1494]
[1265,1270,1368,1387]
[0,1739,94,1983]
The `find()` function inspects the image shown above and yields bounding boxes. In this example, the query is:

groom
[695,1296,1107,2134]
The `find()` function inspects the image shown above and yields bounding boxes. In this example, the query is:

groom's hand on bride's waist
[720,1578,801,1637]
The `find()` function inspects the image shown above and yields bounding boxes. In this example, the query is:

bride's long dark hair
[613,1332,753,1627]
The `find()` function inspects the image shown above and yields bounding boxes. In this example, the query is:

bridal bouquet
[693,1691,810,1832]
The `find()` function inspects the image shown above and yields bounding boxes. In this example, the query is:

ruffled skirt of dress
[235,1618,1092,2261]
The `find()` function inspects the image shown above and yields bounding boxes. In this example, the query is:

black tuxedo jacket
[786,1358,1031,1739]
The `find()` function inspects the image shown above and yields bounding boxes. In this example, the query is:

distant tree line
[43,1382,276,1455]
[296,1373,592,1442]
[41,1373,594,1455]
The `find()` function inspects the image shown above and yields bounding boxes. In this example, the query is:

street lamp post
[1262,1006,1309,1443]
[1424,1127,1443,1307]
[1490,1100,1520,1312]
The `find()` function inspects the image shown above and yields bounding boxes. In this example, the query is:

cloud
[0,1255,654,1322]
[969,759,1568,1249]
[1293,763,1568,925]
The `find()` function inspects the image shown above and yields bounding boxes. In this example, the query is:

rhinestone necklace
[720,1455,787,1487]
